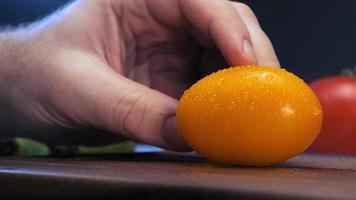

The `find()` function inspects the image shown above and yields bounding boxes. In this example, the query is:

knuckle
[108,97,125,134]
[109,92,143,136]
[123,94,149,138]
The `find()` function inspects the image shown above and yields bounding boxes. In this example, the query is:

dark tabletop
[1,153,356,200]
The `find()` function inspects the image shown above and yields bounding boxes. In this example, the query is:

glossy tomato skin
[307,76,356,154]
[177,66,322,165]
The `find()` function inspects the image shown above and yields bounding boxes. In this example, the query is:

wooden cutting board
[1,153,356,200]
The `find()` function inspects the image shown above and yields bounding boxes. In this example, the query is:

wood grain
[0,153,356,200]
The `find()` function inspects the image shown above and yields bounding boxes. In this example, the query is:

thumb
[53,54,191,151]
[100,78,191,151]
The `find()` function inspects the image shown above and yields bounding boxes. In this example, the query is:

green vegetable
[78,141,134,154]
[0,137,134,156]
[15,138,50,156]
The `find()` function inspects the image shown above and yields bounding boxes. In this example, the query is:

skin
[0,0,279,151]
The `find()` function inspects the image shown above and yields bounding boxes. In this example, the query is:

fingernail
[243,39,257,64]
[162,116,192,152]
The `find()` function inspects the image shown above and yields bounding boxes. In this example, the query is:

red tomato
[307,76,356,154]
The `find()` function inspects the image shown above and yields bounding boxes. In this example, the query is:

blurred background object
[0,0,69,25]
[1,0,356,81]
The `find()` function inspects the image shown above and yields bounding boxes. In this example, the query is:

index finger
[232,2,280,68]
[179,0,256,66]
[146,0,257,66]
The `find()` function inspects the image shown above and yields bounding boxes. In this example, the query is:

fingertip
[210,17,257,66]
[161,115,192,152]
[217,33,257,66]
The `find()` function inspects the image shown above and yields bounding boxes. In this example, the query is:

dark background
[1,0,355,82]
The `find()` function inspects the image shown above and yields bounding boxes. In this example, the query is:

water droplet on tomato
[312,109,322,116]
[229,101,236,109]
[265,73,274,81]
[209,94,217,102]
[281,105,295,117]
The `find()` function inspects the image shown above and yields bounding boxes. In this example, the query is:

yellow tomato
[177,65,322,165]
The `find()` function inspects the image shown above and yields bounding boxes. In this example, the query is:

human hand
[0,0,279,151]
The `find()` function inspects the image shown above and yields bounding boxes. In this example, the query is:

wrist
[0,30,34,140]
